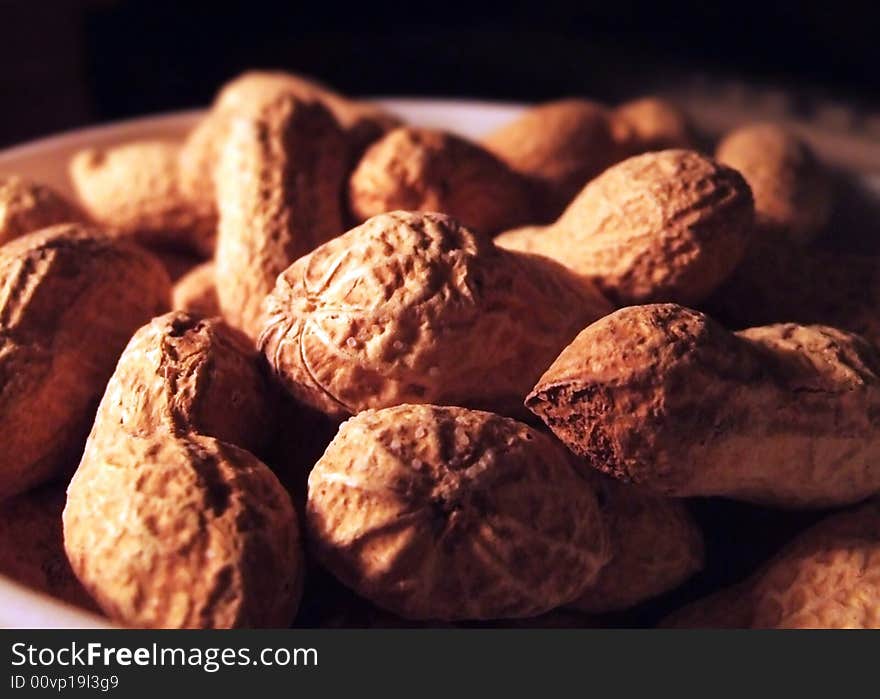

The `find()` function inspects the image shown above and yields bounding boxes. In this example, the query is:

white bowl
[0,98,528,629]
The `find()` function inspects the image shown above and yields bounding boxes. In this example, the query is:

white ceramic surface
[0,98,525,629]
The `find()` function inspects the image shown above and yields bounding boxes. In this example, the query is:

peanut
[612,97,696,155]
[69,140,215,256]
[571,476,703,613]
[527,304,880,508]
[481,99,621,220]
[260,211,612,420]
[172,261,219,318]
[178,70,400,232]
[0,175,87,246]
[0,484,98,612]
[348,127,536,234]
[214,92,347,337]
[0,224,170,500]
[664,500,880,628]
[306,403,610,620]
[716,123,832,243]
[496,149,754,306]
[64,312,301,628]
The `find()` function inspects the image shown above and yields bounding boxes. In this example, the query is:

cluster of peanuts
[1,70,878,629]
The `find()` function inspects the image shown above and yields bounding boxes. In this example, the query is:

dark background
[1,0,879,148]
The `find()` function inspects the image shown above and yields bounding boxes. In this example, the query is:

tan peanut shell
[172,261,220,318]
[213,71,400,155]
[612,97,695,155]
[260,211,613,420]
[571,477,704,613]
[348,127,536,234]
[306,404,611,620]
[664,500,880,628]
[69,140,215,256]
[0,224,170,500]
[706,237,880,349]
[214,92,347,337]
[527,304,880,508]
[715,123,831,243]
[64,312,301,628]
[496,149,754,306]
[0,175,87,246]
[481,99,620,219]
[178,70,400,230]
[85,312,274,455]
[0,484,98,612]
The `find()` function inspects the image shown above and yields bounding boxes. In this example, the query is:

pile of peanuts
[1,70,878,629]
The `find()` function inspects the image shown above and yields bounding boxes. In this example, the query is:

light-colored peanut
[70,141,215,256]
[482,99,621,220]
[214,92,347,337]
[64,312,301,628]
[664,500,880,628]
[0,224,170,500]
[0,175,87,246]
[716,123,832,243]
[496,149,754,306]
[307,403,610,620]
[528,303,880,508]
[260,211,612,420]
[348,127,536,234]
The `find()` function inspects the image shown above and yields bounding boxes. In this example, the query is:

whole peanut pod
[481,99,621,220]
[70,141,215,256]
[0,175,87,246]
[348,127,536,234]
[307,404,611,620]
[571,477,704,613]
[212,71,400,156]
[214,92,348,337]
[260,211,612,420]
[0,484,98,612]
[64,312,301,628]
[527,304,880,508]
[178,70,400,231]
[664,500,880,628]
[496,150,754,306]
[612,97,696,155]
[716,123,832,244]
[172,261,219,318]
[0,224,170,500]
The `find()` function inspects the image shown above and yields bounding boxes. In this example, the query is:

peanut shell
[0,224,170,500]
[214,92,347,337]
[172,261,220,318]
[64,312,300,628]
[482,99,620,219]
[0,484,97,612]
[612,97,695,155]
[0,175,86,246]
[348,127,536,234]
[496,150,754,306]
[178,70,400,230]
[664,500,880,628]
[70,140,215,256]
[307,404,611,620]
[527,304,880,508]
[571,477,703,613]
[716,123,831,243]
[260,211,612,420]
